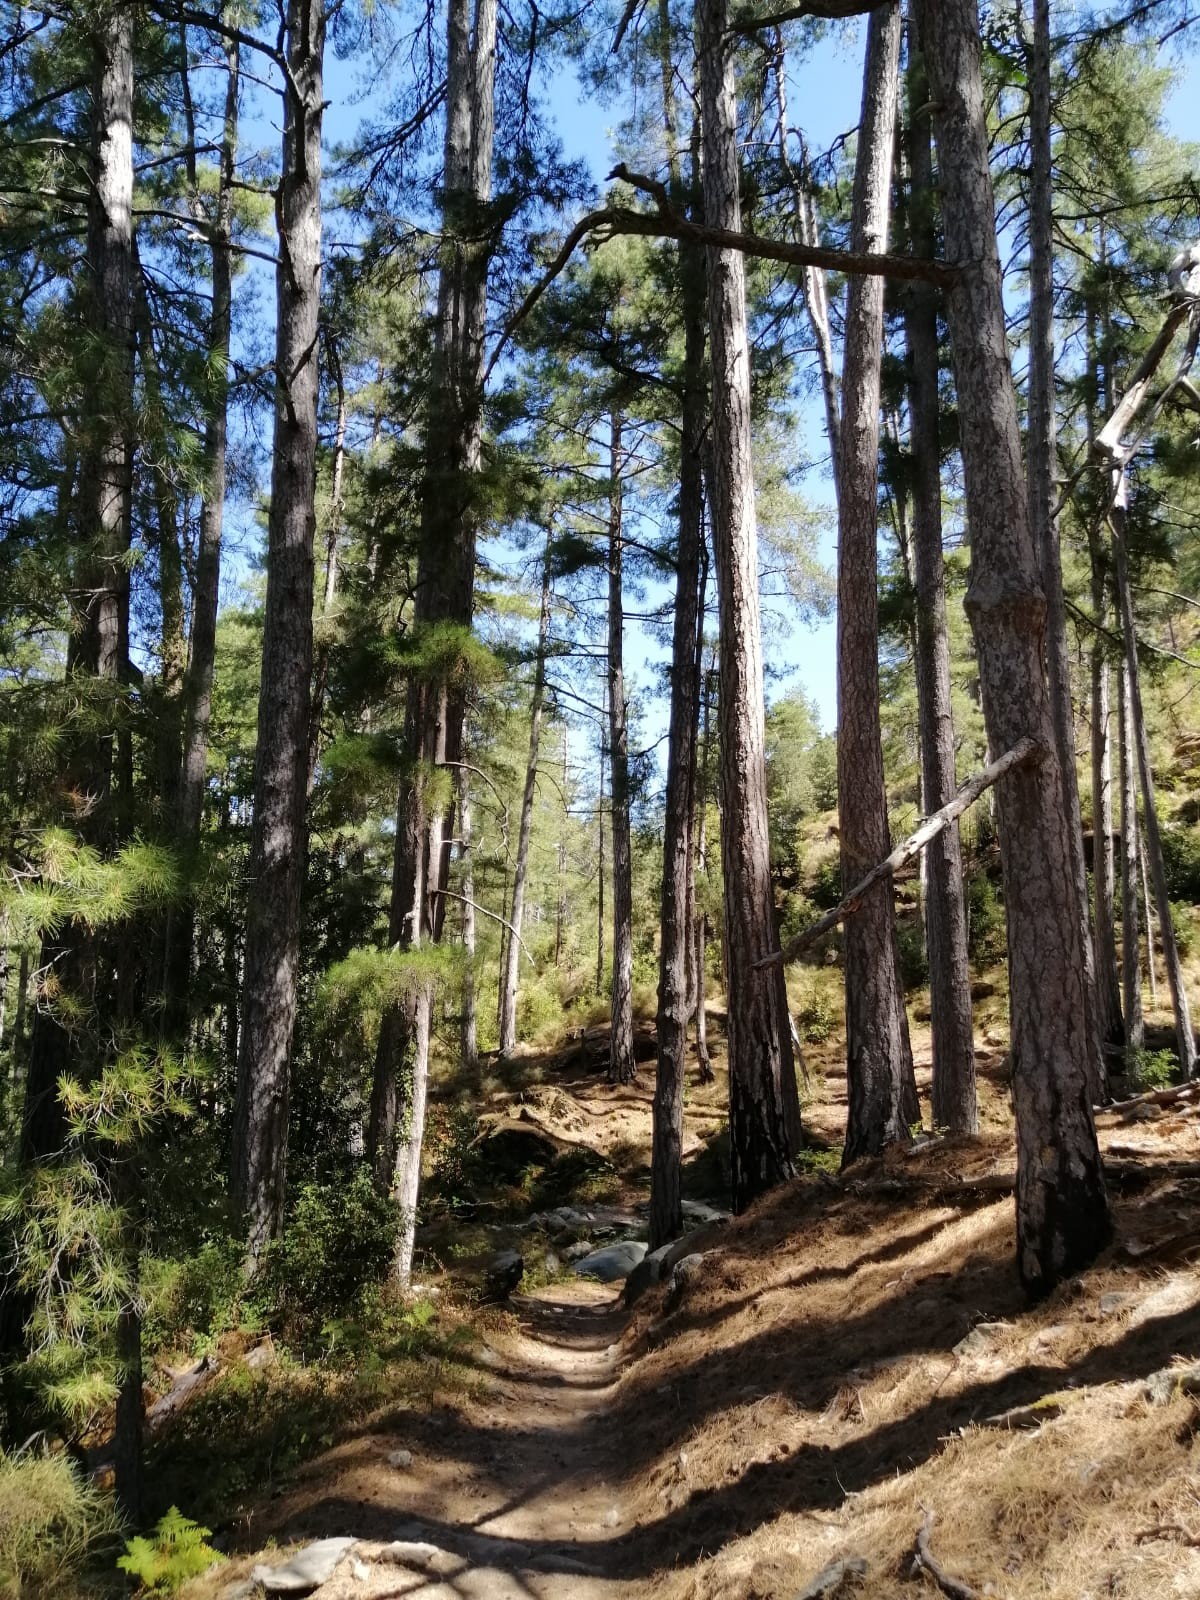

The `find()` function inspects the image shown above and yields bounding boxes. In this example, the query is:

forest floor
[187,1003,1200,1600]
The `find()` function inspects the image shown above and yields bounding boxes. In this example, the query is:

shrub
[143,1236,248,1355]
[967,873,1007,965]
[794,985,837,1044]
[895,921,929,991]
[810,856,843,911]
[117,1506,223,1593]
[1161,825,1200,901]
[0,1448,119,1597]
[258,1171,399,1347]
[1125,1047,1177,1091]
[1170,901,1195,958]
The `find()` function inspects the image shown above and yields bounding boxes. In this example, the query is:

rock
[1098,1292,1132,1319]
[386,1448,413,1469]
[665,1252,707,1313]
[350,1557,371,1582]
[542,1250,562,1277]
[792,1555,870,1598]
[680,1199,730,1226]
[251,1537,357,1594]
[245,1338,276,1371]
[573,1240,647,1282]
[953,1322,1013,1359]
[481,1249,524,1302]
[563,1240,594,1262]
[219,1582,259,1600]
[382,1540,456,1572]
[624,1233,705,1307]
[1144,1363,1200,1405]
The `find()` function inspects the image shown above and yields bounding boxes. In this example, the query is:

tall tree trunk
[308,340,347,790]
[1026,0,1105,1100]
[699,0,798,1210]
[167,30,239,1038]
[367,0,496,1287]
[1090,612,1124,1056]
[652,3,707,1245]
[498,535,552,1055]
[22,12,135,1165]
[836,0,918,1163]
[1142,826,1159,1007]
[458,766,478,1068]
[596,736,605,997]
[1118,660,1143,1050]
[1111,471,1195,1074]
[607,414,637,1085]
[694,647,714,1082]
[230,0,324,1256]
[927,0,1110,1294]
[905,0,977,1136]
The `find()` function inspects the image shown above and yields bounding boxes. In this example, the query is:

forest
[5,0,1200,1593]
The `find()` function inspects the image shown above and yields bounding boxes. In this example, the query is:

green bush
[258,1171,399,1347]
[1161,825,1200,901]
[967,874,1007,965]
[1170,901,1195,958]
[0,1448,119,1597]
[1125,1047,1177,1091]
[117,1506,223,1593]
[794,986,837,1044]
[895,921,929,991]
[143,1237,248,1355]
[424,1104,485,1213]
[810,857,843,911]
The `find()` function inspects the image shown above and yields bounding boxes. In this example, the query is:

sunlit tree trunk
[699,0,798,1209]
[498,535,552,1055]
[231,0,325,1256]
[1118,661,1143,1050]
[927,0,1110,1293]
[905,0,976,1136]
[607,414,636,1085]
[836,0,919,1162]
[459,767,478,1068]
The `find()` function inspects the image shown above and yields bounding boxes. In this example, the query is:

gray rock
[953,1322,1013,1359]
[563,1240,594,1262]
[1144,1363,1200,1405]
[252,1537,357,1594]
[481,1249,524,1302]
[386,1447,413,1468]
[572,1240,648,1282]
[1098,1292,1132,1319]
[665,1253,707,1313]
[680,1199,730,1226]
[792,1554,869,1598]
[624,1233,704,1307]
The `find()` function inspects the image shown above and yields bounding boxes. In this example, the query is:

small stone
[1144,1363,1200,1405]
[562,1240,593,1262]
[953,1322,1012,1358]
[386,1448,414,1469]
[481,1249,524,1302]
[1098,1292,1132,1318]
[245,1338,276,1371]
[603,1506,620,1528]
[665,1253,708,1313]
[252,1537,357,1594]
[350,1557,371,1582]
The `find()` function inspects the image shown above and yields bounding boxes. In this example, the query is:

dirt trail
[246,1280,645,1600]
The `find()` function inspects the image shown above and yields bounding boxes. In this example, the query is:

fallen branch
[910,1511,983,1600]
[757,739,1042,969]
[1097,1081,1200,1116]
[1136,1522,1200,1547]
[794,1554,870,1598]
[1095,301,1193,459]
[428,889,535,966]
[981,1397,1065,1430]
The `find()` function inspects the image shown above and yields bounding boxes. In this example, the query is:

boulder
[624,1233,707,1307]
[572,1240,648,1283]
[665,1252,707,1313]
[481,1249,524,1302]
[251,1538,357,1594]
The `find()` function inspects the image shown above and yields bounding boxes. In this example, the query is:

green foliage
[810,856,843,912]
[1161,826,1200,902]
[116,1507,223,1593]
[1125,1047,1177,1091]
[0,1448,119,1597]
[895,920,930,992]
[967,874,1007,966]
[1170,903,1195,959]
[257,1172,400,1348]
[793,984,837,1045]
[143,1237,250,1355]
[425,1105,485,1214]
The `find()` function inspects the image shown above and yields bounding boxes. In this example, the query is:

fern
[117,1506,224,1592]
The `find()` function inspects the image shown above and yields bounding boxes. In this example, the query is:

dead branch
[1136,1523,1200,1547]
[1095,301,1193,459]
[910,1511,983,1600]
[427,889,535,966]
[980,1398,1065,1430]
[732,0,891,28]
[757,739,1042,969]
[484,200,954,382]
[794,1555,870,1598]
[1097,1081,1200,1115]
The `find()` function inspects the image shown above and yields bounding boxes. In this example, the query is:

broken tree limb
[910,1511,983,1600]
[484,201,955,383]
[1097,1080,1200,1116]
[1095,301,1193,459]
[756,739,1042,969]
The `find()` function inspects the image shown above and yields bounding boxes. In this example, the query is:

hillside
[175,1012,1200,1600]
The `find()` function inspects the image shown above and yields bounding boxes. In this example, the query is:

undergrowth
[0,1448,120,1597]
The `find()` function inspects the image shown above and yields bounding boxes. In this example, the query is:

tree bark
[231,0,324,1257]
[458,767,478,1068]
[367,0,496,1286]
[926,0,1110,1294]
[596,736,606,997]
[904,0,977,1136]
[1025,0,1104,1101]
[695,648,714,1081]
[652,2,707,1246]
[166,29,239,1038]
[498,535,552,1055]
[1111,472,1195,1074]
[1118,660,1143,1050]
[607,413,637,1085]
[699,0,798,1210]
[836,0,919,1162]
[1141,827,1158,1007]
[307,339,347,791]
